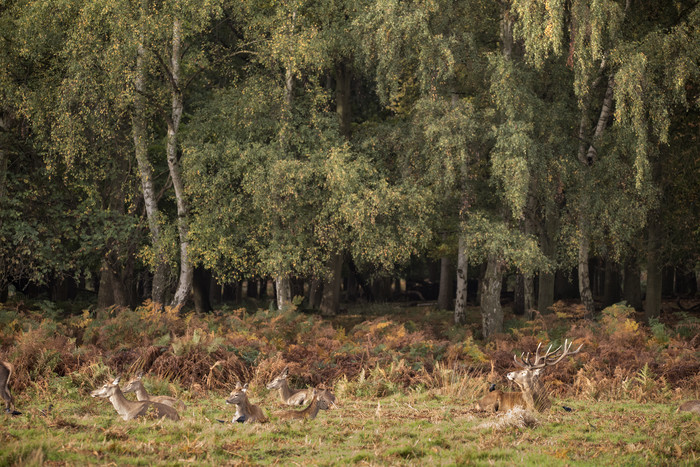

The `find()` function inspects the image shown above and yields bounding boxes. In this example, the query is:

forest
[0,0,699,335]
[0,0,699,465]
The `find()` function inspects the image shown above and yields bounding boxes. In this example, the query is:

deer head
[266,367,289,390]
[226,382,249,405]
[122,374,144,394]
[91,379,120,399]
[507,339,583,393]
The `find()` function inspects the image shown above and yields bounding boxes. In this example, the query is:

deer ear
[243,383,249,390]
[282,366,289,376]
[137,371,144,379]
[112,376,121,385]
[533,368,543,376]
[235,381,243,389]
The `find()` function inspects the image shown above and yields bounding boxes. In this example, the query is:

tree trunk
[537,206,557,313]
[318,62,352,315]
[308,278,323,309]
[577,233,595,318]
[167,18,193,308]
[576,73,614,318]
[515,274,535,318]
[437,253,454,310]
[603,260,621,306]
[514,275,525,315]
[209,275,221,306]
[645,214,662,321]
[276,275,293,310]
[133,0,167,308]
[623,258,642,311]
[320,253,342,316]
[192,266,212,313]
[481,253,504,340]
[98,260,128,307]
[454,235,468,324]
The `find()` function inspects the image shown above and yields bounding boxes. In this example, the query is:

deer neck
[278,380,297,402]
[521,379,547,411]
[234,396,255,418]
[109,387,145,417]
[133,384,150,401]
[302,399,321,419]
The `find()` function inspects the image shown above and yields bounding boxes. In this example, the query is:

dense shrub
[0,299,697,403]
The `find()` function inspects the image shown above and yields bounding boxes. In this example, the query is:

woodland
[1,2,700,464]
[0,0,699,337]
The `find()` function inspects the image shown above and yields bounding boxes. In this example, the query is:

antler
[513,339,583,369]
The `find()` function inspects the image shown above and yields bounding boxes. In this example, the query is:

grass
[1,378,697,466]
[1,299,699,464]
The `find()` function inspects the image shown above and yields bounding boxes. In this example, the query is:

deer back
[150,394,187,411]
[279,390,329,420]
[120,399,180,421]
[0,361,15,412]
[678,400,700,415]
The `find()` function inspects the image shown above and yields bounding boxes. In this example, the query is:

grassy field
[1,300,699,465]
[1,375,698,466]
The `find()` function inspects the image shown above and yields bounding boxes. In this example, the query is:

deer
[277,388,334,421]
[1,360,20,415]
[122,373,186,411]
[91,377,180,421]
[225,382,268,423]
[477,339,583,413]
[266,366,314,406]
[677,400,700,415]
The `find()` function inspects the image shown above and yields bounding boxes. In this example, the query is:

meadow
[0,299,698,465]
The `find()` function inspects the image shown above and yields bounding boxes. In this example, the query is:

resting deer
[122,374,186,411]
[477,339,582,413]
[677,400,700,415]
[267,366,314,406]
[225,382,267,423]
[278,388,335,421]
[1,360,20,415]
[91,377,180,421]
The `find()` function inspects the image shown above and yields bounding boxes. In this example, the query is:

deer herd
[2,338,699,424]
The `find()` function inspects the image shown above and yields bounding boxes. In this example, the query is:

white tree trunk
[133,0,167,306]
[454,235,468,324]
[276,276,293,310]
[576,76,615,317]
[168,18,193,307]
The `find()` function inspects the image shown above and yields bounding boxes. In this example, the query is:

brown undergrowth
[0,300,698,404]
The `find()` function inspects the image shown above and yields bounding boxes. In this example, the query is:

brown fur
[278,389,332,420]
[123,375,186,411]
[91,378,180,421]
[0,361,15,412]
[266,367,313,406]
[225,384,267,423]
[677,400,700,415]
[477,390,533,412]
[476,368,550,413]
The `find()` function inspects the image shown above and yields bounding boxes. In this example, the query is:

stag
[477,339,583,412]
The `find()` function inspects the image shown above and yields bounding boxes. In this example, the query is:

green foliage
[463,212,550,275]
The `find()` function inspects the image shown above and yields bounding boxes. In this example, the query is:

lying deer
[1,360,20,415]
[277,388,335,421]
[225,382,267,423]
[267,366,313,406]
[122,373,186,411]
[677,400,700,415]
[477,339,583,413]
[91,377,180,421]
